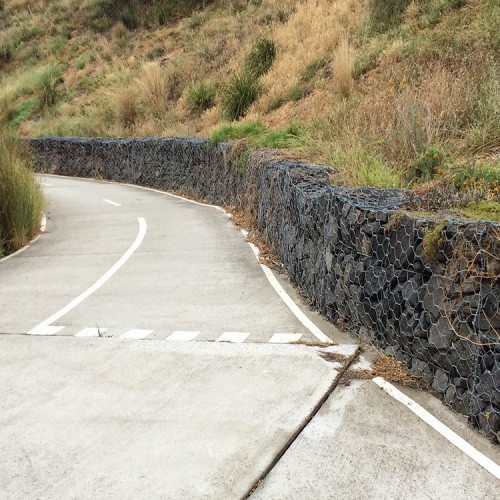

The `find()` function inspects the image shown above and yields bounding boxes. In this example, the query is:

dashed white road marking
[373,377,500,481]
[217,332,251,343]
[120,329,153,339]
[166,331,200,341]
[269,333,303,343]
[75,327,107,337]
[103,198,121,207]
[28,217,147,335]
[26,325,65,336]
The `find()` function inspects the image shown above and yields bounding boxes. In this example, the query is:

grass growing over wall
[0,133,44,257]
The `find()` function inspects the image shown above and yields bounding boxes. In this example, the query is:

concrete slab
[0,336,351,499]
[251,379,500,499]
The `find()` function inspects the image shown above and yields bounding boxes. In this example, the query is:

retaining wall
[28,136,500,442]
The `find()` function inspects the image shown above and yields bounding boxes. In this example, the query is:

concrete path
[0,175,344,343]
[1,175,499,499]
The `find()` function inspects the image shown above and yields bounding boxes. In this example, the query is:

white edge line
[28,217,147,334]
[40,175,331,343]
[103,198,121,207]
[247,240,331,344]
[0,213,47,264]
[372,377,500,481]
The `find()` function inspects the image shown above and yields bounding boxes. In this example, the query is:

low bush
[36,66,63,108]
[0,133,43,257]
[186,81,216,114]
[244,36,276,78]
[220,72,261,121]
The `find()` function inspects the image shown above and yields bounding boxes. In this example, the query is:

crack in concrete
[242,345,360,499]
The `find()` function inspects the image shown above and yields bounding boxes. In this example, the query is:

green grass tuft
[244,36,277,78]
[186,81,216,114]
[220,72,261,121]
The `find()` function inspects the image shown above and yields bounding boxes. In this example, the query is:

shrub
[111,22,128,42]
[333,37,353,98]
[0,133,43,257]
[9,97,38,130]
[36,66,63,108]
[220,72,261,121]
[139,62,166,115]
[404,147,444,185]
[244,36,276,78]
[186,81,216,114]
[0,40,12,66]
[121,7,139,30]
[368,0,413,34]
[115,88,140,128]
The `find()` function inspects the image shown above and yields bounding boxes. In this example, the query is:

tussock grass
[0,132,43,257]
[220,72,261,122]
[186,81,216,115]
[139,62,166,116]
[115,87,140,128]
[333,36,353,98]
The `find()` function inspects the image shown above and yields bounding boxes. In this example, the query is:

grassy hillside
[1,0,499,206]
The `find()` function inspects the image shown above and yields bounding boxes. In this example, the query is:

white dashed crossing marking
[216,332,251,343]
[166,331,200,341]
[103,199,121,207]
[75,327,107,337]
[268,333,303,343]
[120,329,153,339]
[26,325,64,336]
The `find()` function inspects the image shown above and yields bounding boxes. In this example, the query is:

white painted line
[26,325,65,336]
[75,327,107,337]
[28,217,147,335]
[166,331,200,341]
[241,229,249,237]
[217,332,251,343]
[120,329,153,339]
[40,214,47,232]
[41,182,52,187]
[247,241,332,344]
[372,377,500,480]
[126,183,228,213]
[269,333,303,343]
[103,198,121,207]
[0,213,47,264]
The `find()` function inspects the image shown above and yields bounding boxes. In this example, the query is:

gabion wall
[28,136,500,443]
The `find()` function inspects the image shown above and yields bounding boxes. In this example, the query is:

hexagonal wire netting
[28,137,500,443]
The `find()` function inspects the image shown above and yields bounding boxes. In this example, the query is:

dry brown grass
[139,62,166,116]
[115,87,140,128]
[254,0,366,113]
[333,36,353,98]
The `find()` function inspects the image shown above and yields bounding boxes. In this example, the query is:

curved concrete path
[1,175,499,499]
[0,175,343,342]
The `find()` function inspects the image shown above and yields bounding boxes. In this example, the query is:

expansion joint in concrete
[242,346,360,499]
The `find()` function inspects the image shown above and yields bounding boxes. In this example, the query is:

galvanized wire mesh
[28,137,500,443]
